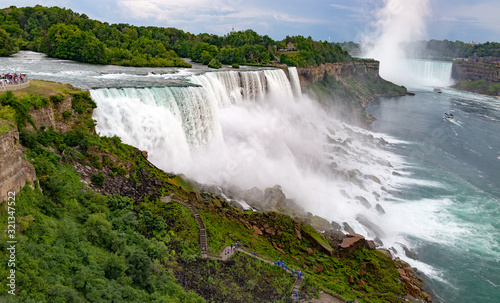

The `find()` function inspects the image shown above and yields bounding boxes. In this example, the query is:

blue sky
[3,0,499,43]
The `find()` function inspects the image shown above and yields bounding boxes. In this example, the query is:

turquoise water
[367,88,500,302]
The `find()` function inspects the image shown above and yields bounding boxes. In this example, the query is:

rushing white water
[362,0,439,88]
[383,59,454,88]
[288,66,302,96]
[92,68,421,259]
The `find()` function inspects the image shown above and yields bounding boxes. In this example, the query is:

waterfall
[92,66,409,258]
[404,59,454,87]
[288,67,302,96]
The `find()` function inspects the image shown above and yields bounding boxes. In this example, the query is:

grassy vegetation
[1,87,412,302]
[453,79,500,96]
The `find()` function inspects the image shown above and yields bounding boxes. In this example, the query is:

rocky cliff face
[0,130,36,201]
[26,94,86,133]
[295,60,408,127]
[452,63,500,83]
[297,61,380,86]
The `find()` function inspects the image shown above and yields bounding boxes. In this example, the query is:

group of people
[223,243,238,256]
[1,73,28,86]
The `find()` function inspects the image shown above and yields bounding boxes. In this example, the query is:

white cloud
[330,3,363,13]
[441,1,500,30]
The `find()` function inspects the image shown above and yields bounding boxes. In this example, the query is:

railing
[0,80,30,91]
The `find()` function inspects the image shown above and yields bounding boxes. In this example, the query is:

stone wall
[452,63,500,83]
[0,130,36,202]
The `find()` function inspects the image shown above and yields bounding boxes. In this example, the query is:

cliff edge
[0,129,36,200]
[297,60,410,126]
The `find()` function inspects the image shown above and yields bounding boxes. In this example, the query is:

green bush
[91,172,105,187]
[62,110,72,120]
[50,94,65,104]
[208,58,223,69]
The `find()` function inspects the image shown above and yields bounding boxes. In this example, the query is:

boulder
[375,203,386,215]
[243,187,264,207]
[364,240,376,250]
[402,244,419,260]
[252,226,263,236]
[355,196,371,209]
[324,229,345,244]
[331,221,342,230]
[343,222,356,234]
[311,215,332,231]
[356,214,386,238]
[338,234,365,258]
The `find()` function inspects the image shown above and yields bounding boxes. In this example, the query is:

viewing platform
[1,74,30,91]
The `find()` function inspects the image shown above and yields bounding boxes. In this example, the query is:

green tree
[0,27,19,56]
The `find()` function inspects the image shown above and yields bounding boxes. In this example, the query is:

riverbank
[452,79,500,97]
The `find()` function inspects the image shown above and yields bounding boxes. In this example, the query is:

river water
[1,52,499,302]
[367,80,500,302]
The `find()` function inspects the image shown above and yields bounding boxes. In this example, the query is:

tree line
[336,39,500,61]
[0,5,351,68]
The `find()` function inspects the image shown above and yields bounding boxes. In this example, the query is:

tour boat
[434,88,442,93]
[444,112,454,120]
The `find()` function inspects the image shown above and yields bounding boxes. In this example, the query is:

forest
[0,5,351,68]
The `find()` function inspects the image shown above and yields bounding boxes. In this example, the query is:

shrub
[208,58,222,69]
[91,172,105,187]
[50,94,65,104]
[62,110,72,120]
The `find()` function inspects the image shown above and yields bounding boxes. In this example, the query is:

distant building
[468,41,481,46]
[286,42,296,51]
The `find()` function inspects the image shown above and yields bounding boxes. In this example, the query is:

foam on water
[91,69,453,276]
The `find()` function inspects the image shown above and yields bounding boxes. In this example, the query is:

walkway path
[169,198,309,301]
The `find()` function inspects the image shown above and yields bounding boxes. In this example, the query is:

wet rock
[357,214,386,238]
[375,203,386,215]
[230,200,245,211]
[323,229,345,247]
[311,215,331,231]
[343,222,356,235]
[339,190,350,199]
[243,186,264,205]
[367,175,381,184]
[378,249,393,259]
[392,171,402,176]
[402,244,419,260]
[374,237,384,247]
[264,186,287,209]
[331,221,342,230]
[364,240,376,250]
[356,196,371,209]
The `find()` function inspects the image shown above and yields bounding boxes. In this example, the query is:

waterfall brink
[288,67,302,96]
[91,68,297,165]
[92,66,412,261]
[403,60,454,88]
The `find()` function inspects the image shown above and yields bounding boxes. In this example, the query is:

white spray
[362,0,452,87]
